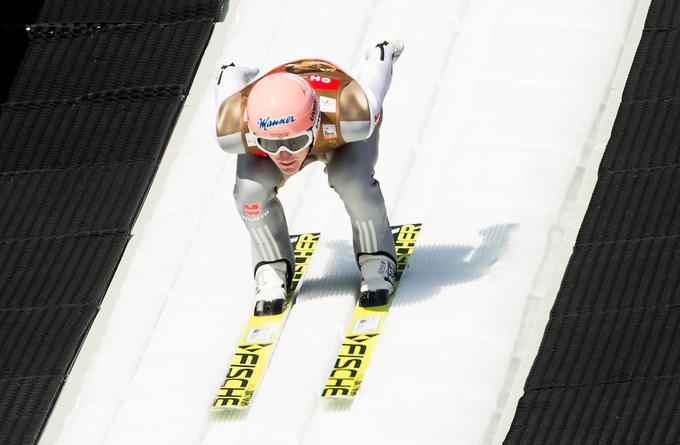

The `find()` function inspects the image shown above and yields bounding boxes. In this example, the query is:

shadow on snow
[297,223,518,305]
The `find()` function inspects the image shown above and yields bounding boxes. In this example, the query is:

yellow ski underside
[212,232,319,410]
[322,224,421,399]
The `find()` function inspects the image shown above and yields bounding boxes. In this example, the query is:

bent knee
[327,169,376,199]
[234,178,276,204]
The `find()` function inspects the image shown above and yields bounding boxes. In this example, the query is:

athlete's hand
[214,63,259,106]
[365,40,404,63]
[215,62,259,86]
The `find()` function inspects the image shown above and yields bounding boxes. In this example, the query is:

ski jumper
[214,51,397,276]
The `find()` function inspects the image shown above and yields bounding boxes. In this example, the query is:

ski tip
[320,395,356,409]
[210,403,250,413]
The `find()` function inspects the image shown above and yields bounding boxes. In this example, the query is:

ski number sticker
[322,124,337,139]
[320,96,336,113]
[352,316,381,334]
[245,132,258,147]
[246,326,274,343]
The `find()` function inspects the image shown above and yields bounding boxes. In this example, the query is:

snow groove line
[298,3,379,443]
[492,2,648,442]
[100,138,230,445]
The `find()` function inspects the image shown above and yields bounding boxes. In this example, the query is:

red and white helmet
[246,72,320,154]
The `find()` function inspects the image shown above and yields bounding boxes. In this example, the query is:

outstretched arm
[355,41,404,137]
[213,63,259,154]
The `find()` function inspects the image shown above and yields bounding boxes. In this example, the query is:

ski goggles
[254,128,315,155]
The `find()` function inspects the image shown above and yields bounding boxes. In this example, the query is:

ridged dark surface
[0,87,183,172]
[0,162,156,239]
[37,0,224,23]
[0,233,129,309]
[0,1,224,443]
[553,237,680,315]
[9,22,211,102]
[511,378,680,445]
[600,99,680,171]
[0,376,63,445]
[579,167,680,243]
[506,0,680,443]
[0,305,98,379]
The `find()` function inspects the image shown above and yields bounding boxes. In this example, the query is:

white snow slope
[42,0,648,444]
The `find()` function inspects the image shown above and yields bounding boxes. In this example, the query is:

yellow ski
[212,232,320,410]
[322,224,421,399]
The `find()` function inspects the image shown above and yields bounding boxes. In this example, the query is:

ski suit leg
[326,123,396,263]
[233,154,295,278]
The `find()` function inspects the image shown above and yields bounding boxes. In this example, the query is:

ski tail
[212,232,320,410]
[322,224,421,399]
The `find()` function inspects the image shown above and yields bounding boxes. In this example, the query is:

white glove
[215,62,259,85]
[365,40,404,63]
[358,40,404,136]
[215,62,259,105]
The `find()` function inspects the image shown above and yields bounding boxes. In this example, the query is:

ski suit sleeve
[354,42,401,139]
[213,63,259,154]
